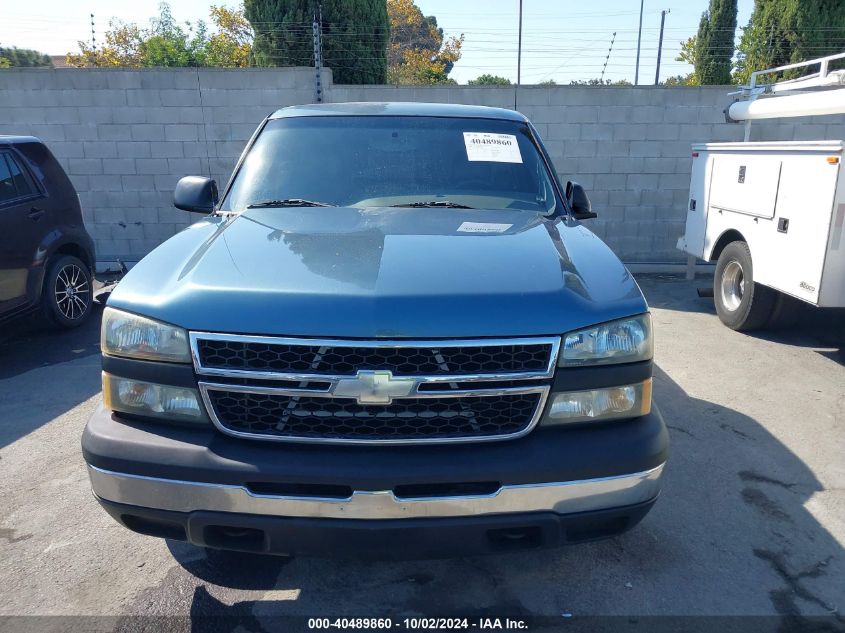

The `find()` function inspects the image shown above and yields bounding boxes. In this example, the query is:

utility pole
[515,0,523,110]
[634,0,644,85]
[654,9,670,85]
[601,32,617,83]
[312,2,323,103]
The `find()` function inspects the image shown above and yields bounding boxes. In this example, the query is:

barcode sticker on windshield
[458,222,513,233]
[463,132,523,163]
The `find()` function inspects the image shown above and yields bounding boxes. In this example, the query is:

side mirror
[174,176,218,213]
[565,180,597,220]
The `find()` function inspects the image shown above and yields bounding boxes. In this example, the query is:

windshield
[222,116,559,214]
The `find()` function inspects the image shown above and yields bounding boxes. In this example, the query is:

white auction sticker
[463,132,523,163]
[457,222,513,233]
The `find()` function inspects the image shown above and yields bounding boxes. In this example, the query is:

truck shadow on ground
[637,274,845,363]
[0,304,102,448]
[140,365,844,627]
[754,306,845,366]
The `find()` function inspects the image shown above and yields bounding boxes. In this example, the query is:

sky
[1,0,754,85]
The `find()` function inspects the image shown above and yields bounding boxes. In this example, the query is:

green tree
[322,0,389,84]
[245,0,388,84]
[205,5,254,67]
[140,4,208,67]
[245,0,312,68]
[467,74,511,85]
[387,0,463,85]
[669,36,699,85]
[735,0,845,85]
[662,74,693,86]
[693,0,738,84]
[568,78,632,86]
[0,46,52,67]
[67,3,253,68]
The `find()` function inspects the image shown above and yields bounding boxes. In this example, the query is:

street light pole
[634,0,644,85]
[655,9,670,85]
[515,0,523,110]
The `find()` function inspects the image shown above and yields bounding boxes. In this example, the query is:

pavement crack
[753,549,842,621]
[741,487,793,522]
[719,422,752,440]
[667,424,695,438]
[0,527,33,544]
[739,471,800,491]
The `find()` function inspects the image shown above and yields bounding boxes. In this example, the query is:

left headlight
[559,314,652,367]
[543,380,652,425]
[101,307,191,363]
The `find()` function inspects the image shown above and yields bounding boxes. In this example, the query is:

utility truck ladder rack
[727,51,845,141]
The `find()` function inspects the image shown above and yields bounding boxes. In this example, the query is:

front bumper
[88,463,663,520]
[95,497,659,559]
[82,404,668,558]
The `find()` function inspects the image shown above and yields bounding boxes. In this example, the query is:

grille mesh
[207,390,542,441]
[197,339,552,376]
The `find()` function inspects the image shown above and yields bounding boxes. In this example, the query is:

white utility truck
[677,53,845,330]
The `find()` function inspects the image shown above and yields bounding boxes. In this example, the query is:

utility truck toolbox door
[709,155,781,219]
[765,147,840,304]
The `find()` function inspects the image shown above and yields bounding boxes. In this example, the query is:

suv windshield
[222,116,559,214]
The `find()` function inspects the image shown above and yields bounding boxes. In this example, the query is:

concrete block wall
[2,68,845,265]
[0,68,318,261]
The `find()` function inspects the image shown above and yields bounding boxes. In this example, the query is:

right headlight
[559,314,652,367]
[102,373,208,423]
[101,307,191,363]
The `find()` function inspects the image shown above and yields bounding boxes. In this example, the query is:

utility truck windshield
[223,116,559,214]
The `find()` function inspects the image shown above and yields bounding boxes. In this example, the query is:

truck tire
[714,241,775,331]
[41,255,94,329]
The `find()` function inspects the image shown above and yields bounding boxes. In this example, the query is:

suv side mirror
[565,180,597,220]
[174,176,218,213]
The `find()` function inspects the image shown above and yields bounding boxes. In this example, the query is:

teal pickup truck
[82,103,668,559]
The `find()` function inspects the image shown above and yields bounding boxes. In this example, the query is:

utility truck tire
[714,241,776,331]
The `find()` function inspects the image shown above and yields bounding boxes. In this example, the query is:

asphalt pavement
[0,275,843,629]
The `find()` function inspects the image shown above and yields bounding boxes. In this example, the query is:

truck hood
[109,207,646,338]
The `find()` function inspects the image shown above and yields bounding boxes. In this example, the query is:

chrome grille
[195,337,554,377]
[191,334,559,444]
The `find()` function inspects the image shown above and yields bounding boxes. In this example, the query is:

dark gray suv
[0,136,96,328]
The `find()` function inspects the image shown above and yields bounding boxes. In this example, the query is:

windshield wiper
[389,200,475,209]
[247,198,336,208]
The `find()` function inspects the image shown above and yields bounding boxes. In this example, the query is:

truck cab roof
[269,102,527,122]
[0,135,42,145]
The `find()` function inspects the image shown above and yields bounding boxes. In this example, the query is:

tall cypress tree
[694,0,738,84]
[0,46,52,67]
[244,0,388,84]
[321,0,388,84]
[735,0,845,84]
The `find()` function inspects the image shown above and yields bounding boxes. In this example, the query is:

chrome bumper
[88,463,664,520]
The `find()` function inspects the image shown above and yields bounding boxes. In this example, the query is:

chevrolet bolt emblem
[332,370,417,404]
